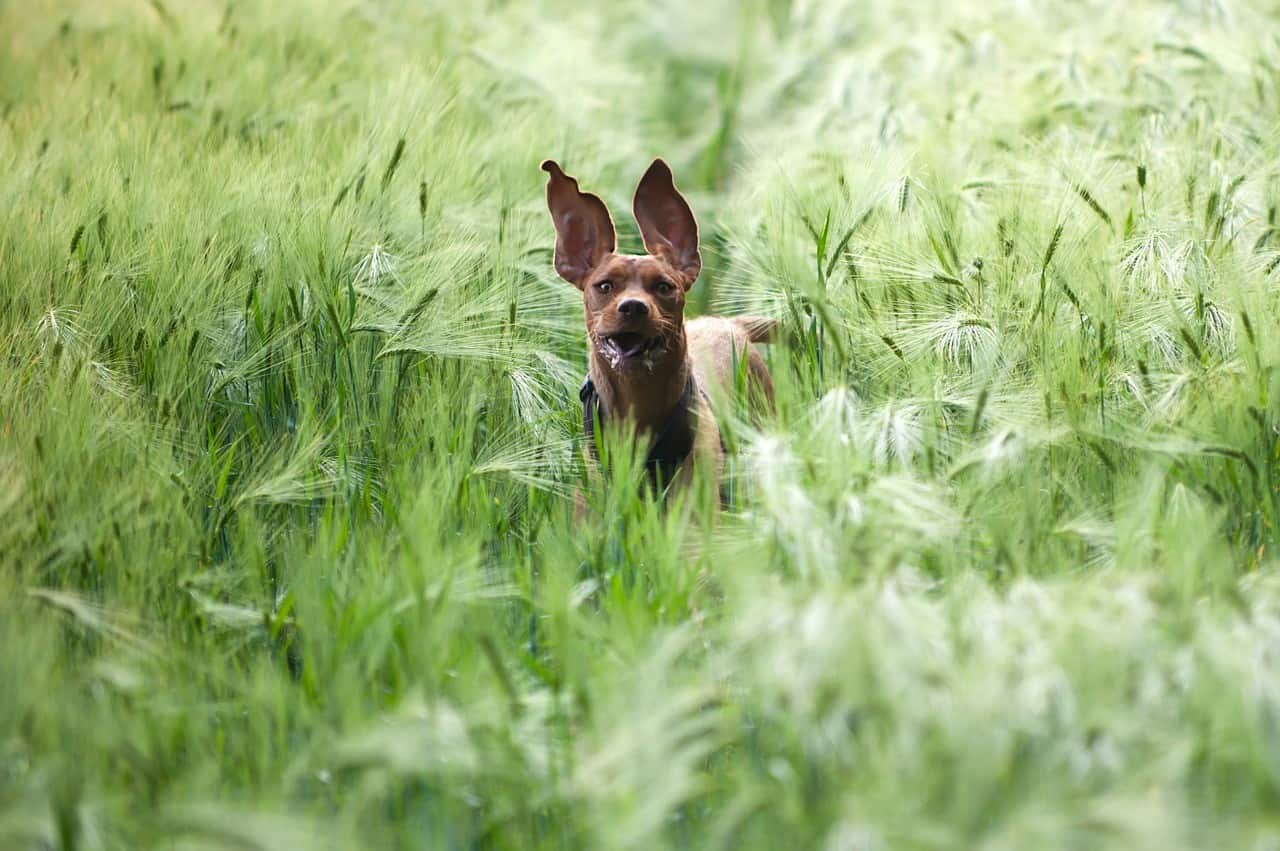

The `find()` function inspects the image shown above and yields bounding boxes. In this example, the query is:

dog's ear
[542,160,615,289]
[633,158,701,287]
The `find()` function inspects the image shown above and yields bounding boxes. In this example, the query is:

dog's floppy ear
[542,160,615,289]
[632,158,701,287]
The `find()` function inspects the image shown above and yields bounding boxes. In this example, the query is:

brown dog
[541,158,775,498]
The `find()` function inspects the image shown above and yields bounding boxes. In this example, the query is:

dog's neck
[587,328,690,433]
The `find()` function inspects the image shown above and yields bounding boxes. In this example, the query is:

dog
[541,157,775,500]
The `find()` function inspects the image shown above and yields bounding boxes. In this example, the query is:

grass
[3,0,1280,847]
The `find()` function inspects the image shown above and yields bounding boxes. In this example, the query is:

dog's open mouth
[599,332,664,365]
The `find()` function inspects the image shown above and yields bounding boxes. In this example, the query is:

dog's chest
[580,374,699,487]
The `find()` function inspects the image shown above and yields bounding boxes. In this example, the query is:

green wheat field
[4,0,1280,848]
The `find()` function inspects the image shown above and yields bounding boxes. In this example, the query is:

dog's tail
[733,316,778,344]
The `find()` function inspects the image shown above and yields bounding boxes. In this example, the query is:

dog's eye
[655,279,675,295]
[595,280,613,294]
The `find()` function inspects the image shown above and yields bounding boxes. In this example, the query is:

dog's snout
[617,298,649,319]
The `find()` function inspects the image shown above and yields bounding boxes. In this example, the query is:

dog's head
[542,159,701,373]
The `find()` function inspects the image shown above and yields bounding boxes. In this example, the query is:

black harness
[580,374,698,488]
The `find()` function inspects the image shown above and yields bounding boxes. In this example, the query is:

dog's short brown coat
[542,158,774,495]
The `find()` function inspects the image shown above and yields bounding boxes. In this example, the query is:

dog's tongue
[618,336,647,357]
[604,334,647,359]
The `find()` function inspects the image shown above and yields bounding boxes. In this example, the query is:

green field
[4,0,1280,847]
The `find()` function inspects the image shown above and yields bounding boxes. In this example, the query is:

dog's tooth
[600,339,623,368]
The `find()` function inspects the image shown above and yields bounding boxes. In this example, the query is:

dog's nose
[617,299,649,319]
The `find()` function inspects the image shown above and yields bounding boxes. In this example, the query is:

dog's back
[687,316,776,409]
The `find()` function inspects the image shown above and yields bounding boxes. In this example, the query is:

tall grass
[3,0,1280,848]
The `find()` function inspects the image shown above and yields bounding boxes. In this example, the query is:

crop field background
[4,0,1280,848]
